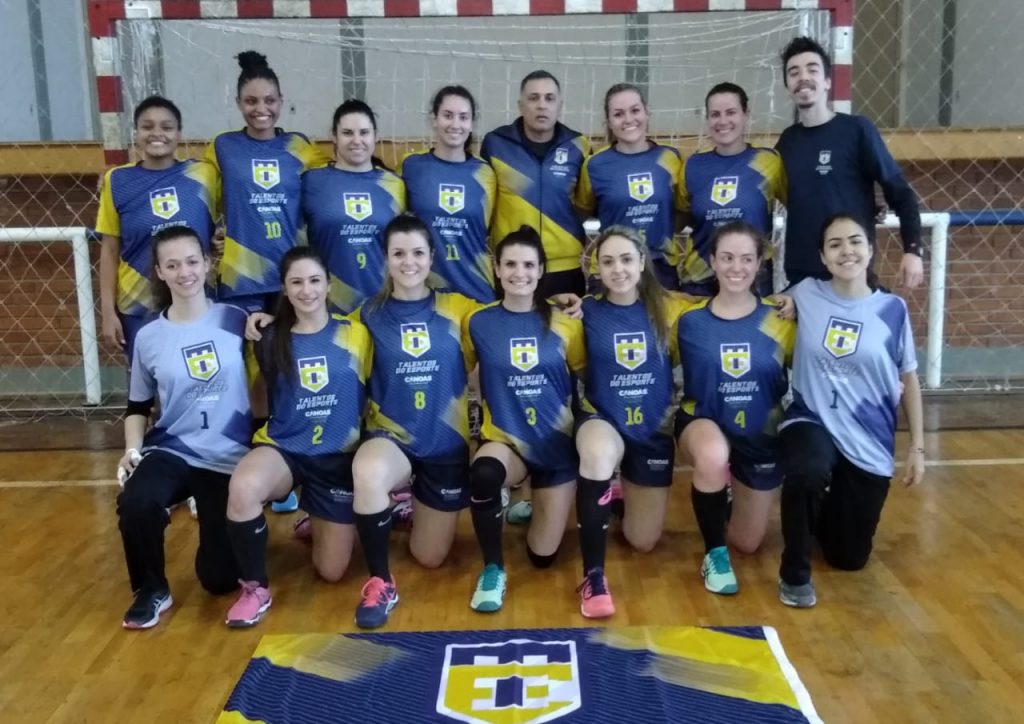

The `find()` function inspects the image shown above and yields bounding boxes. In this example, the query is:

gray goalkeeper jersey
[129,302,252,474]
[781,278,917,477]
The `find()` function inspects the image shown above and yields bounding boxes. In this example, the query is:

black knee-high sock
[691,487,729,553]
[226,514,269,587]
[576,476,612,574]
[470,457,507,568]
[355,509,392,580]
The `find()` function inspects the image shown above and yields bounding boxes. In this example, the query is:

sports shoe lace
[708,547,730,574]
[576,569,607,598]
[360,577,388,607]
[479,565,501,592]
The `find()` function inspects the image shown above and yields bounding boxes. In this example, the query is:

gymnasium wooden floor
[1,421,1023,722]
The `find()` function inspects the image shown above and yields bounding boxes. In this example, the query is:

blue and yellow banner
[220,626,820,723]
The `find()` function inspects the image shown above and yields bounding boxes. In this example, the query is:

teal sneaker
[470,563,507,612]
[506,500,532,525]
[271,490,299,514]
[701,546,739,595]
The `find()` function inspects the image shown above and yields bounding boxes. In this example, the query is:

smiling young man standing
[775,37,924,288]
[481,70,590,296]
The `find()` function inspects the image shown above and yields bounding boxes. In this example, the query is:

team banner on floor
[219,626,821,724]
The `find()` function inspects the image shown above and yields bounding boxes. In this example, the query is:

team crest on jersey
[627,173,654,203]
[553,147,569,165]
[438,183,465,215]
[819,150,831,165]
[400,323,431,358]
[149,187,180,220]
[251,159,280,190]
[614,332,647,371]
[823,317,862,358]
[297,356,329,393]
[436,639,581,724]
[720,343,751,379]
[710,176,739,206]
[182,341,220,382]
[510,338,539,372]
[344,193,373,221]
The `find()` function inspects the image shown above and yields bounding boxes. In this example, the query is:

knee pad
[526,543,558,569]
[469,457,506,507]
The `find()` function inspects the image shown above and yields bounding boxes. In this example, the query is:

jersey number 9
[356,252,367,269]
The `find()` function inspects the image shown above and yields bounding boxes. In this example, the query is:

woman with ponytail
[776,213,924,609]
[205,50,328,314]
[302,99,406,314]
[462,226,586,614]
[116,226,250,629]
[398,86,498,303]
[572,225,694,618]
[346,213,481,629]
[223,247,372,628]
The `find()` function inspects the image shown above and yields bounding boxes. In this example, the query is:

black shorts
[674,410,781,492]
[483,440,577,489]
[576,414,675,487]
[272,447,355,524]
[411,455,470,512]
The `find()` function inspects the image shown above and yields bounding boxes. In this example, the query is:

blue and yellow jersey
[576,143,683,272]
[677,146,784,284]
[95,160,217,316]
[398,150,497,303]
[355,291,479,459]
[302,166,406,315]
[676,298,794,461]
[481,120,590,274]
[581,294,692,444]
[129,303,252,474]
[204,129,327,299]
[252,314,372,456]
[464,303,586,469]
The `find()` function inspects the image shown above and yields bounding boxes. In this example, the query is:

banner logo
[436,639,582,724]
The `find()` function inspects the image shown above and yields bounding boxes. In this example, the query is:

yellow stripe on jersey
[489,159,583,274]
[338,317,373,386]
[666,292,699,364]
[185,158,222,222]
[474,162,498,227]
[220,236,277,291]
[756,303,796,367]
[435,291,484,371]
[550,310,587,374]
[288,134,332,171]
[94,163,135,237]
[329,277,370,317]
[366,401,414,446]
[116,260,152,314]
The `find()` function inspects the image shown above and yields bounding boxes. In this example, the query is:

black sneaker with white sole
[122,589,173,629]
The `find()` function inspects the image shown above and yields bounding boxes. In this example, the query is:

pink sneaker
[578,568,615,619]
[225,580,272,628]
